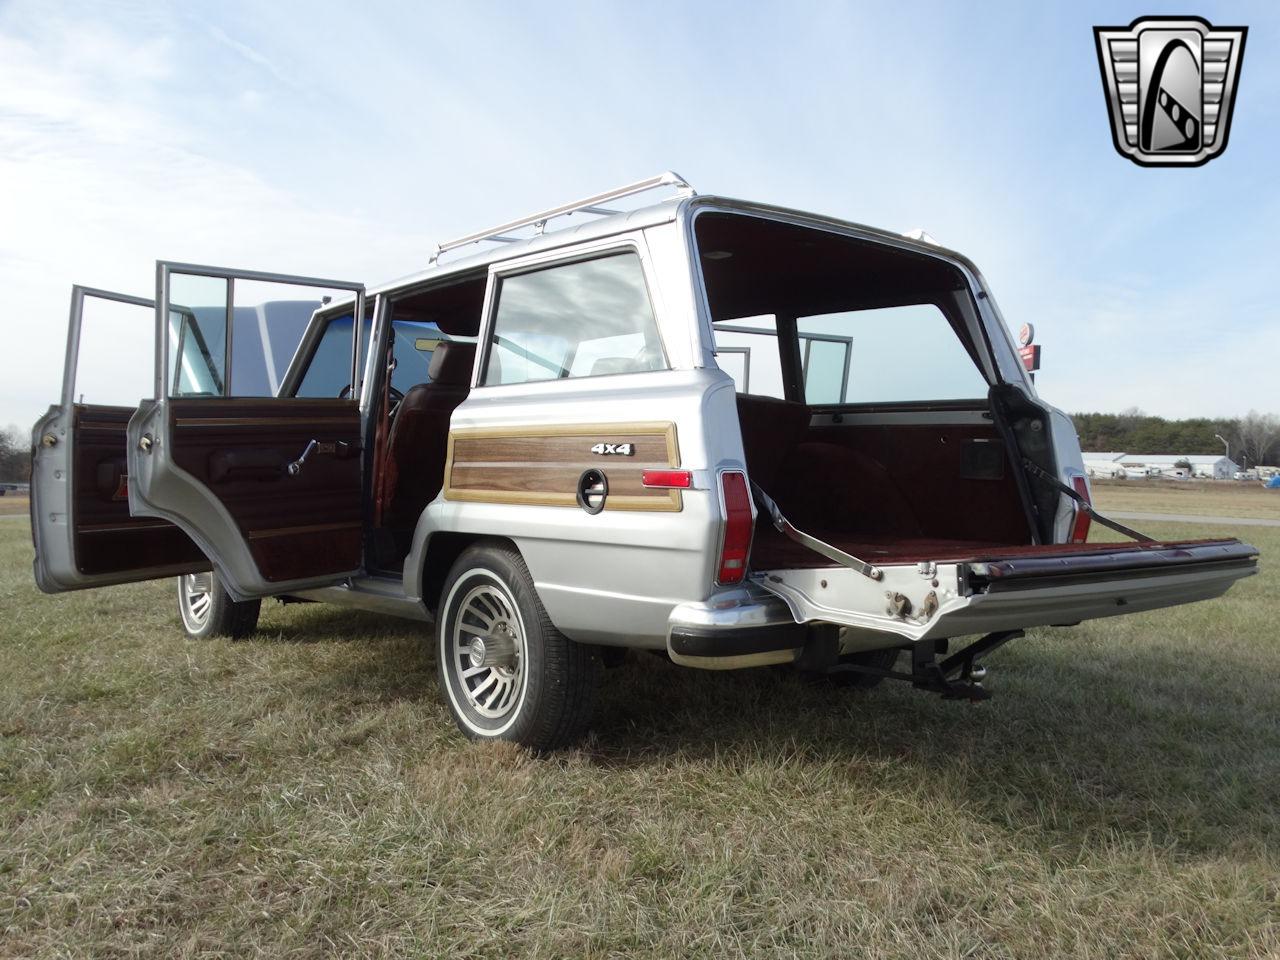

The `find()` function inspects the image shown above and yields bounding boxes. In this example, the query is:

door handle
[287,439,357,477]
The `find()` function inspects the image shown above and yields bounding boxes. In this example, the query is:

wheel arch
[417,531,521,617]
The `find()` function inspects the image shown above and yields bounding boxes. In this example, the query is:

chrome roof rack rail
[429,171,695,264]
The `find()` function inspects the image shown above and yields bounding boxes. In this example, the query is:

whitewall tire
[436,543,600,751]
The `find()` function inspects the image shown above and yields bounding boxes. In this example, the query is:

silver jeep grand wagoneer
[31,173,1258,749]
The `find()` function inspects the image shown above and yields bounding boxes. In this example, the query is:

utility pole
[1214,433,1229,461]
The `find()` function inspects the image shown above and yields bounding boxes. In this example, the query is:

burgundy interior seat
[381,341,476,529]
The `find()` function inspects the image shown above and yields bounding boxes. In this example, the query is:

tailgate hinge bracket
[750,482,883,581]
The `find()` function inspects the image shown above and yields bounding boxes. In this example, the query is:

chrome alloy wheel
[451,583,527,720]
[179,572,215,632]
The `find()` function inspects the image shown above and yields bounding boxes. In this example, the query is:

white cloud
[0,11,432,427]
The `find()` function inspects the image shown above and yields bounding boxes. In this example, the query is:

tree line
[0,425,30,484]
[1071,409,1279,467]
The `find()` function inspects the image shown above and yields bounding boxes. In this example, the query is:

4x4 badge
[1094,16,1247,167]
[590,442,634,456]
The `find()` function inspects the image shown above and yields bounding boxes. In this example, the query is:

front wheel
[436,544,600,751]
[177,571,261,639]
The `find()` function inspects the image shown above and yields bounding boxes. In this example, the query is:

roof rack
[429,171,695,264]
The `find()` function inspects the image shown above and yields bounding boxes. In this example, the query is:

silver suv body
[30,174,1258,749]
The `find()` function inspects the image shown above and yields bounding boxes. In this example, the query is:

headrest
[428,341,476,386]
[589,357,636,377]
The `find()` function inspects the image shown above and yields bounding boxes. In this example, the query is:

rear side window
[481,252,665,386]
[799,305,988,404]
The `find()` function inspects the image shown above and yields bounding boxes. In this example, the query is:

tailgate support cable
[750,482,884,581]
[1020,458,1155,543]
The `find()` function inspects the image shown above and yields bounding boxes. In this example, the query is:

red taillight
[1069,476,1092,543]
[642,469,693,489]
[717,471,753,585]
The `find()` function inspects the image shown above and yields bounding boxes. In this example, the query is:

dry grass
[1,493,1276,958]
[1092,479,1280,520]
[0,495,29,517]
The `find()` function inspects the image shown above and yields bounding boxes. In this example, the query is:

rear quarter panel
[410,368,741,646]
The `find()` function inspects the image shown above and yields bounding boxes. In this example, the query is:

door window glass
[712,316,784,399]
[296,315,356,398]
[166,273,357,398]
[482,252,665,386]
[74,295,155,407]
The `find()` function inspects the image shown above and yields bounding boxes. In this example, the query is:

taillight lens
[717,471,753,584]
[641,469,693,489]
[1069,476,1092,543]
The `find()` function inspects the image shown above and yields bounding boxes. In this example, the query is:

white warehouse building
[1082,452,1240,480]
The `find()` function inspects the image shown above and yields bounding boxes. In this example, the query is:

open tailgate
[754,537,1259,643]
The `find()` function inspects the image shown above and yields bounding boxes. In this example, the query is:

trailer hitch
[910,631,1019,700]
[827,630,1024,701]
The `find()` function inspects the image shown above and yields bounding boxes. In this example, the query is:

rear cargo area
[737,393,1045,568]
[735,393,1246,570]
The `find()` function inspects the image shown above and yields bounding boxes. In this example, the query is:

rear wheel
[436,544,600,751]
[177,572,261,639]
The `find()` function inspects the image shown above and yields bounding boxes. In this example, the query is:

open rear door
[32,286,209,592]
[126,263,367,600]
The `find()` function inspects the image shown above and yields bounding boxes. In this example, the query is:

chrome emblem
[590,442,634,456]
[1094,17,1247,167]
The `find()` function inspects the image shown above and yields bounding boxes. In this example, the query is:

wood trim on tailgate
[444,421,682,511]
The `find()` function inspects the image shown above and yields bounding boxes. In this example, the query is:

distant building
[1082,452,1240,480]
[1082,452,1128,479]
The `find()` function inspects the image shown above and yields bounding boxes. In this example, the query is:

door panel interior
[31,283,218,594]
[72,405,207,575]
[157,398,363,585]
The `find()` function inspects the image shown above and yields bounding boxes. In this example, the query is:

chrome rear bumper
[666,585,805,669]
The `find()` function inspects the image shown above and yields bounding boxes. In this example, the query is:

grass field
[1092,479,1280,521]
[1,496,1276,957]
[0,495,29,517]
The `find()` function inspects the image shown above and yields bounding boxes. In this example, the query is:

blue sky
[1,0,1275,427]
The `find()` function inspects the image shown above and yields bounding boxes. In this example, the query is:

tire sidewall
[176,573,260,640]
[437,551,544,742]
[178,574,223,639]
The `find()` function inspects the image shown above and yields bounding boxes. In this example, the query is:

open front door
[32,286,209,592]
[126,263,367,600]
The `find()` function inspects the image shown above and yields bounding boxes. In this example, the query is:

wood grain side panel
[445,422,682,512]
[451,433,672,466]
